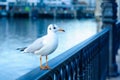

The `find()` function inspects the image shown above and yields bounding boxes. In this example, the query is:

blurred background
[0,0,95,18]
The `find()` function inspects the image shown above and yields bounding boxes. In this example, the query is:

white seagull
[17,24,65,69]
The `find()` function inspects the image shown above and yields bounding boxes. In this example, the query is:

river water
[0,18,97,79]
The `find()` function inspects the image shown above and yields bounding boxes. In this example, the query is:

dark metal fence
[17,27,111,80]
[116,21,120,53]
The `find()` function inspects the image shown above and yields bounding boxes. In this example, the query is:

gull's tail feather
[16,47,27,51]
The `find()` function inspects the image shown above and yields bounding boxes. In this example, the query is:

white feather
[24,36,44,53]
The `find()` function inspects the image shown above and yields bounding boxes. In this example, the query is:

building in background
[0,0,96,18]
[76,0,95,7]
[0,0,96,7]
[0,0,8,16]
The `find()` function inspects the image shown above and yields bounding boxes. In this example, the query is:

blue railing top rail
[17,27,110,80]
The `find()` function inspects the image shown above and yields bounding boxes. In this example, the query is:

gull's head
[47,24,65,33]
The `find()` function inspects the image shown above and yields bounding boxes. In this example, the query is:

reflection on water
[0,18,97,79]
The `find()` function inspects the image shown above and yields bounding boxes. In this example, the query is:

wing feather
[24,36,45,53]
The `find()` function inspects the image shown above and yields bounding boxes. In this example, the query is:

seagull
[17,24,65,69]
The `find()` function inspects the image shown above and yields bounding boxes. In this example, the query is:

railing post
[101,0,118,77]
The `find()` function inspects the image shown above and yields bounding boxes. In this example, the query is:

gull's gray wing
[24,36,45,53]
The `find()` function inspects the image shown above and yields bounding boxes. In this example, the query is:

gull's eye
[49,28,51,30]
[53,27,56,29]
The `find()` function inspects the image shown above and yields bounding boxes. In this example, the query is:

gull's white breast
[34,32,58,56]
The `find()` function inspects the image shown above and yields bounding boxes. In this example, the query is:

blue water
[0,18,97,80]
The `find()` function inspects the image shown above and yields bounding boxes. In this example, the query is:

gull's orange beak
[58,28,65,32]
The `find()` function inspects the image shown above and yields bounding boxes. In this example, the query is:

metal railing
[116,21,120,52]
[17,27,111,80]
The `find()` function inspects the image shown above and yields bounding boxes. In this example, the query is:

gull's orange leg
[40,55,45,69]
[44,55,50,69]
